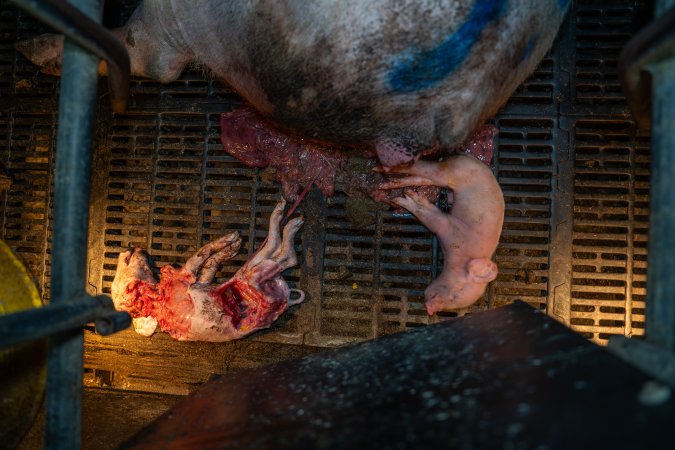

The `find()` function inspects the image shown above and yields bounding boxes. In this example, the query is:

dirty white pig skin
[111,200,305,342]
[380,154,505,314]
[16,0,570,168]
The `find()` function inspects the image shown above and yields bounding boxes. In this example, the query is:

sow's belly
[191,0,569,165]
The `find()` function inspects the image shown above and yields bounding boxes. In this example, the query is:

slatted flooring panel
[0,0,655,397]
[570,120,649,344]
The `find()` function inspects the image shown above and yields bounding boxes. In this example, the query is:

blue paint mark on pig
[388,0,508,93]
[16,0,570,169]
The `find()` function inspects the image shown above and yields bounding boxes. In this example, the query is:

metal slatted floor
[0,0,652,400]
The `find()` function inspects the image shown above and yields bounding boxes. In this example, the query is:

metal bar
[10,0,130,112]
[548,116,573,326]
[547,13,575,326]
[646,58,675,351]
[646,0,675,353]
[299,189,327,346]
[34,1,102,448]
[608,336,675,388]
[0,295,130,348]
[618,4,675,129]
[657,0,675,17]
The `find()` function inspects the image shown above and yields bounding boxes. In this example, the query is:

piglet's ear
[467,258,498,284]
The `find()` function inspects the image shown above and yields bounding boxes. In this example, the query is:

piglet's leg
[271,217,304,269]
[270,216,306,305]
[14,34,64,76]
[185,231,241,275]
[392,192,449,236]
[197,248,238,284]
[247,200,286,267]
[180,232,241,287]
[196,233,243,284]
[378,160,452,189]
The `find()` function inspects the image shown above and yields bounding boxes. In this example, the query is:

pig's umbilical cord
[251,173,318,258]
[282,178,314,225]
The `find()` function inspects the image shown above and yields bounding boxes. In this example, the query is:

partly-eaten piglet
[380,155,504,314]
[111,200,304,341]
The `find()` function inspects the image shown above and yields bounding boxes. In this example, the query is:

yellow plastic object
[0,239,42,313]
[0,239,46,450]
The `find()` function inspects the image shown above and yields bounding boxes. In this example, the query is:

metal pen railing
[609,0,675,386]
[0,0,131,449]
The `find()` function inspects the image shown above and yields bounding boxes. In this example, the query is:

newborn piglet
[111,199,305,341]
[380,155,505,314]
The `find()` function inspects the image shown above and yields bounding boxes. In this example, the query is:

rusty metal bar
[7,0,108,448]
[0,295,130,349]
[645,0,675,354]
[618,4,675,129]
[43,0,101,441]
[610,0,675,385]
[10,0,130,112]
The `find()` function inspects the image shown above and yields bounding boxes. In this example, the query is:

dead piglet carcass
[380,155,505,314]
[16,0,570,169]
[111,200,304,341]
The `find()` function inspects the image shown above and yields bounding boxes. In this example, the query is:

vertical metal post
[646,0,675,352]
[45,0,101,448]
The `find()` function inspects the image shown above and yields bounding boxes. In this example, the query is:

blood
[213,275,287,333]
[159,266,195,338]
[122,279,158,317]
[221,107,496,215]
[213,278,245,329]
[457,124,497,165]
[124,265,195,340]
[220,108,347,201]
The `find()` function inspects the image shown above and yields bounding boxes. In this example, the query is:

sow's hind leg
[14,34,64,76]
[15,0,192,83]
